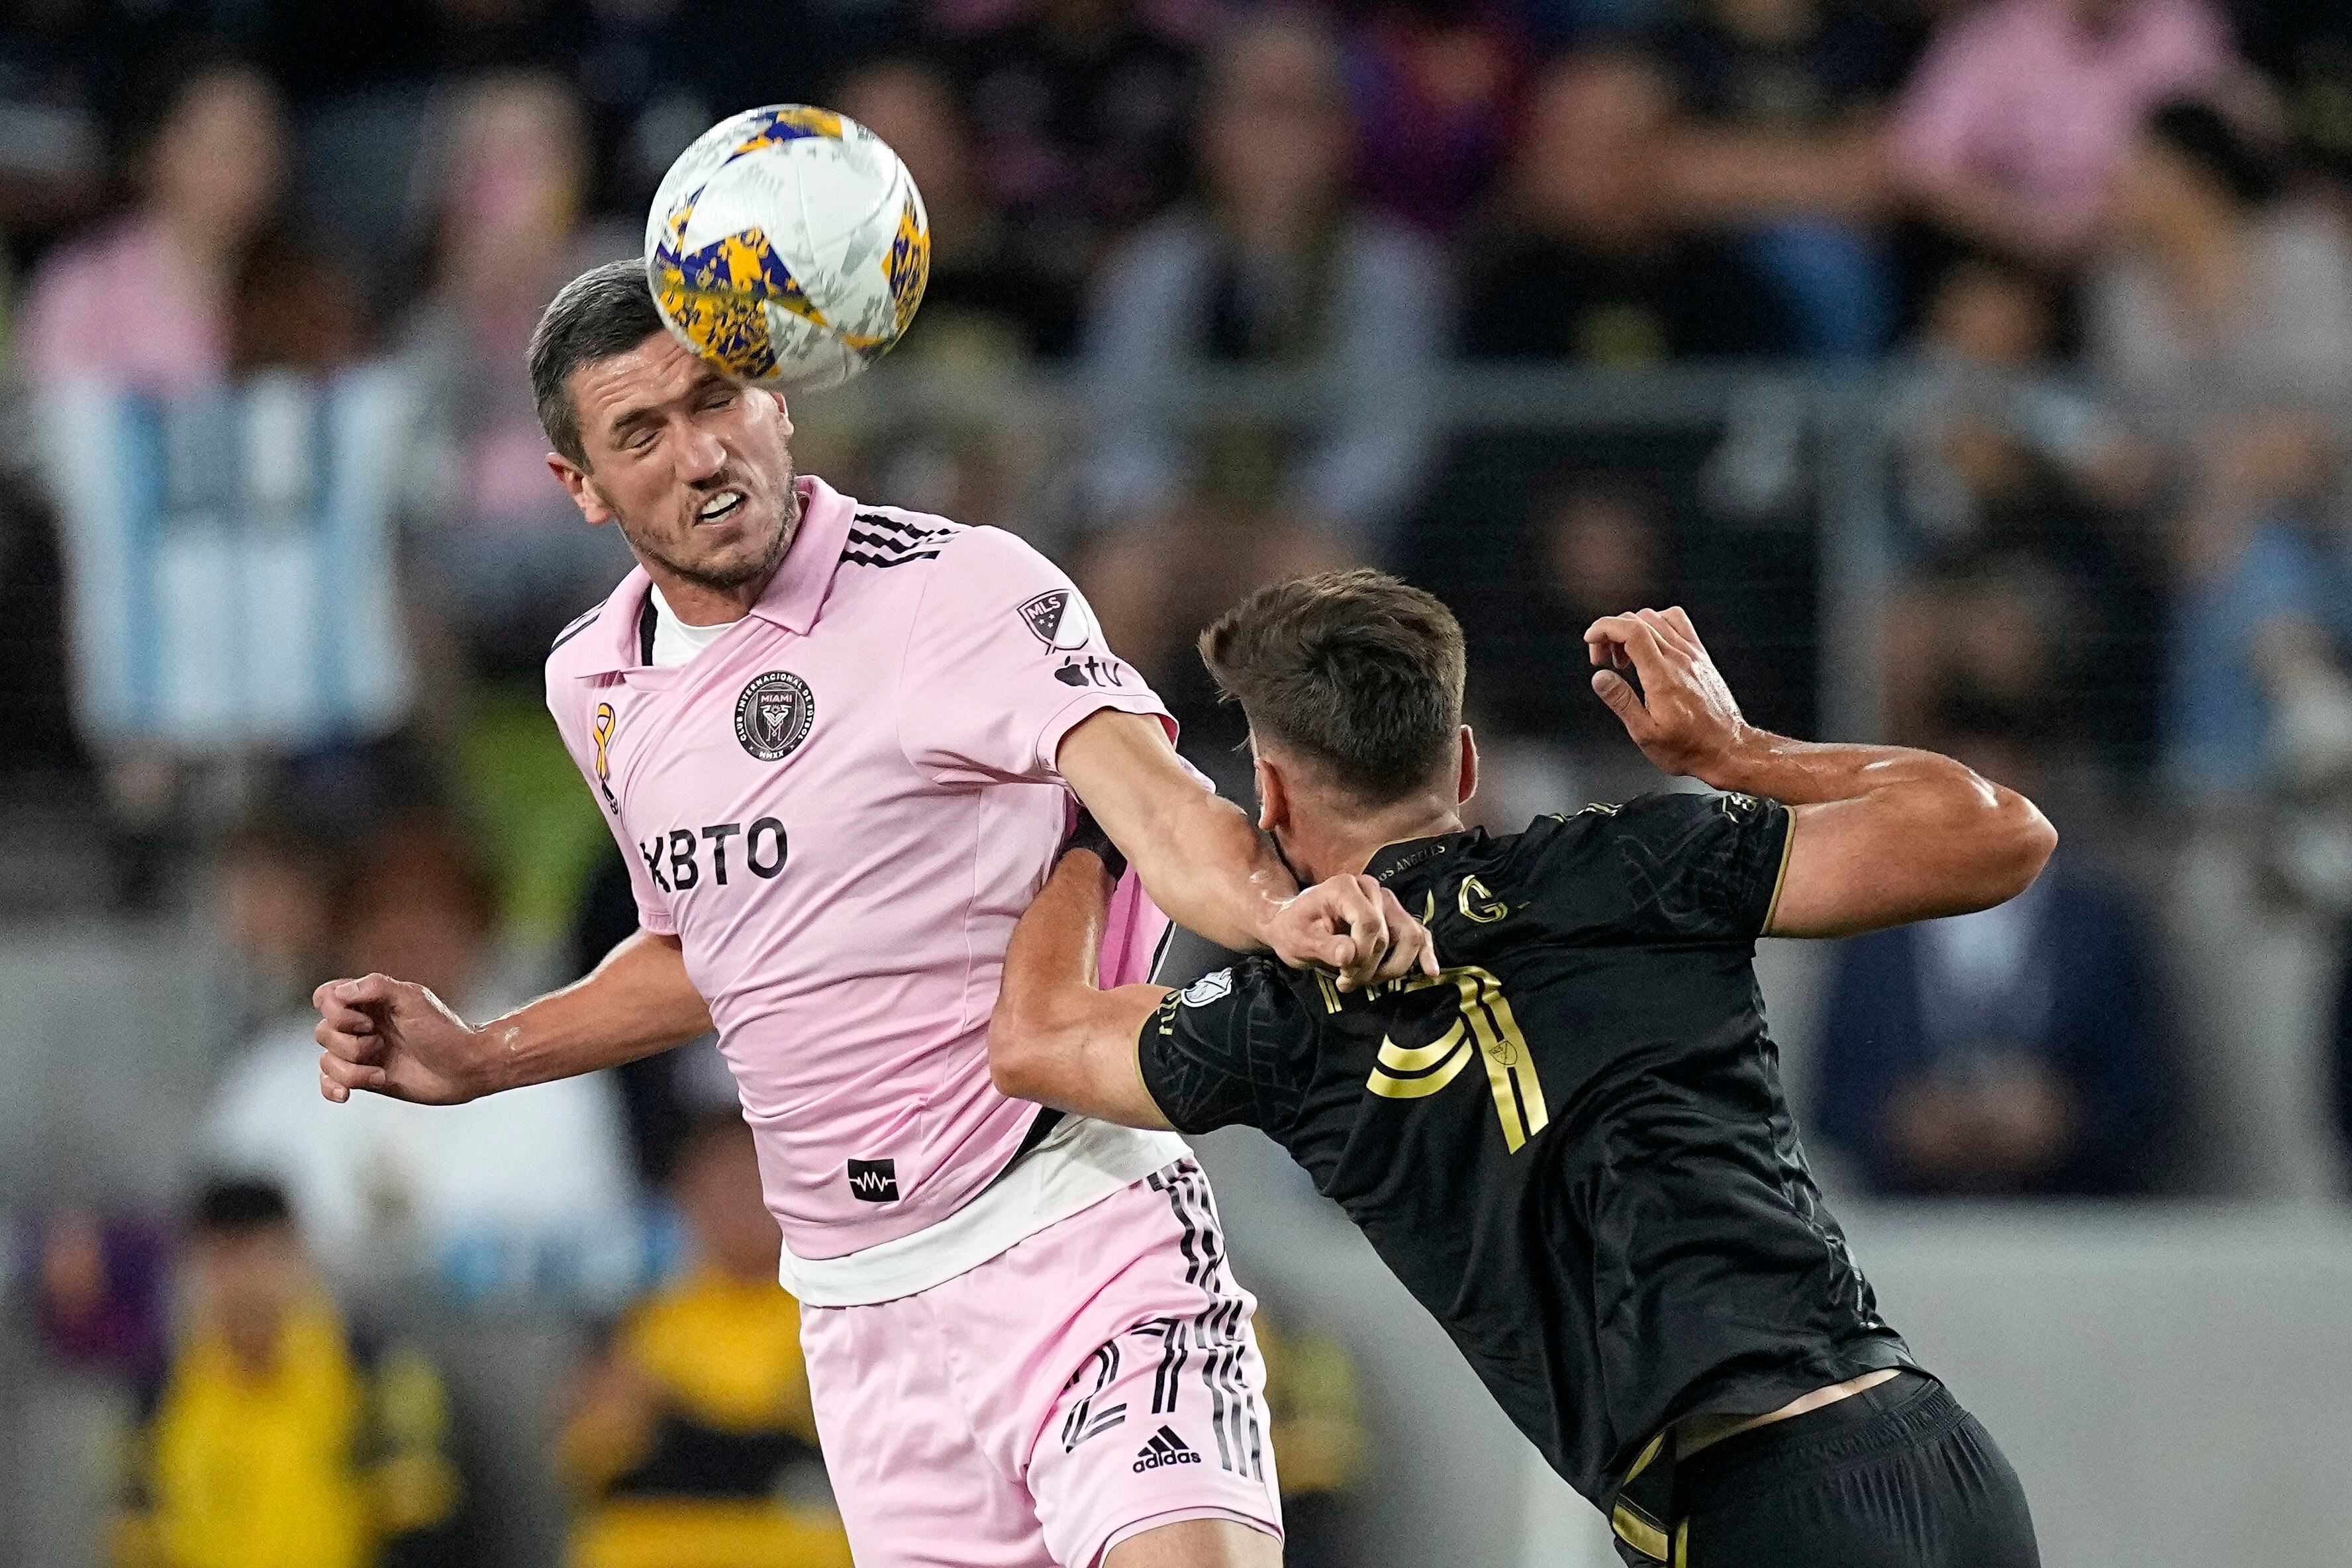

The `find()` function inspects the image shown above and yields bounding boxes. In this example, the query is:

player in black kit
[987,571,2051,1567]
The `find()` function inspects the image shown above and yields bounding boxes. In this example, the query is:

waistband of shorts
[1676,1371,1957,1500]
[777,1118,1191,1306]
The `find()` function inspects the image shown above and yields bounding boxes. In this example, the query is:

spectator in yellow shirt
[113,1178,461,1568]
[560,1112,851,1568]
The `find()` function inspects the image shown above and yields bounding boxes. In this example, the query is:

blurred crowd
[11,0,2352,1562]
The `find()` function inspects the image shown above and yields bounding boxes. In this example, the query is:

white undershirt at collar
[648,583,742,668]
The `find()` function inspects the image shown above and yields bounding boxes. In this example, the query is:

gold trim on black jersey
[1612,1430,1672,1561]
[1761,807,1798,934]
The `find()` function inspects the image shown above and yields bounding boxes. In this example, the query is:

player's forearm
[1706,726,2055,932]
[477,930,712,1093]
[993,850,1114,1069]
[1122,785,1298,954]
[1697,724,1992,808]
[1057,710,1297,954]
[990,850,1174,1127]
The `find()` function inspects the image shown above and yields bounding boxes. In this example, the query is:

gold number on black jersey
[1366,966,1551,1152]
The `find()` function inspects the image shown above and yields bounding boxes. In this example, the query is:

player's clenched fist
[1585,606,1751,785]
[313,973,489,1106]
[1271,873,1441,991]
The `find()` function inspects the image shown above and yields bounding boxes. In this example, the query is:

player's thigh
[1102,1517,1282,1568]
[1027,1307,1285,1568]
[798,1293,1055,1568]
[1020,1166,1285,1567]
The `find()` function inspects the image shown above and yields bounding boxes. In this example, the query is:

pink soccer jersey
[546,477,1183,1285]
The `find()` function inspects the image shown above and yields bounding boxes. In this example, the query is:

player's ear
[746,387,793,440]
[1457,726,1479,808]
[1253,752,1289,836]
[548,454,615,528]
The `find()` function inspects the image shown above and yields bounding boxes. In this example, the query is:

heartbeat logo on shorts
[846,1158,899,1202]
[735,671,815,761]
[1133,1426,1201,1472]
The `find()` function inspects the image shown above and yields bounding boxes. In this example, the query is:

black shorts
[1670,1372,2041,1568]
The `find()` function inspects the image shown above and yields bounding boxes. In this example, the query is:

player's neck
[1303,796,1466,885]
[650,573,755,627]
[643,557,784,626]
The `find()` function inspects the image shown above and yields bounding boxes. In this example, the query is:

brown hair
[529,258,668,466]
[1198,569,1466,805]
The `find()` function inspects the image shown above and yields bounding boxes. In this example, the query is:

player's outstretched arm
[1587,607,2057,939]
[988,844,1177,1128]
[1057,709,1437,991]
[314,928,712,1105]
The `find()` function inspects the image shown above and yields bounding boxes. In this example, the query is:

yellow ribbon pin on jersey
[593,703,616,782]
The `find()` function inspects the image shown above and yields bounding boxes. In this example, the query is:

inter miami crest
[734,671,816,761]
[1018,589,1095,652]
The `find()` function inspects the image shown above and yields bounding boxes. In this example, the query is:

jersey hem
[1093,1506,1284,1568]
[776,1116,1191,1306]
[1661,1337,1917,1441]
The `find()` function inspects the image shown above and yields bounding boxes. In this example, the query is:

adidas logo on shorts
[1134,1425,1202,1473]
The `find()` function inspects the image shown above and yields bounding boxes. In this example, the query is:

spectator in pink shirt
[1891,0,2236,264]
[399,71,637,675]
[16,51,287,395]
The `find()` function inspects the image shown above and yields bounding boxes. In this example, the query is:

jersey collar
[746,473,856,635]
[1363,834,1457,884]
[572,475,856,675]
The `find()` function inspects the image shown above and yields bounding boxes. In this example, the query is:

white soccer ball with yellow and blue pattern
[645,105,930,393]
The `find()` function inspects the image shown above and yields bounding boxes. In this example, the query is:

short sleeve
[897,526,1173,784]
[545,675,675,936]
[1136,963,1279,1135]
[1600,790,1792,943]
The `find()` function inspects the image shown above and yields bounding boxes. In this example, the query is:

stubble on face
[618,462,803,595]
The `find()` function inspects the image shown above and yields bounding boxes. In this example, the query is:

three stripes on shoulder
[844,511,963,570]
[548,509,963,656]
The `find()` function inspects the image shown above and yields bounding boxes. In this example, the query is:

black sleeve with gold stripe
[1587,791,1792,944]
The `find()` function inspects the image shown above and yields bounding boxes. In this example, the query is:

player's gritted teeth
[696,488,748,525]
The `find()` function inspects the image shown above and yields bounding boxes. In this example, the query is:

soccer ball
[645,105,929,393]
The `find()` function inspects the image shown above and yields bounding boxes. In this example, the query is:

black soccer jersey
[1136,790,1912,1560]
